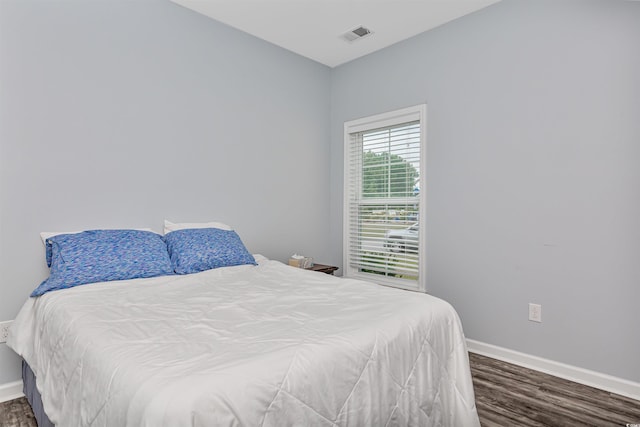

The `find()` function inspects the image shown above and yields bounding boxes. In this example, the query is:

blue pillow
[164,228,256,274]
[32,230,174,297]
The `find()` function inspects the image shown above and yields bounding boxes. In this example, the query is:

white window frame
[343,104,427,292]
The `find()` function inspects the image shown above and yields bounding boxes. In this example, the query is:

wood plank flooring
[1,353,639,426]
[0,397,36,427]
[470,352,640,426]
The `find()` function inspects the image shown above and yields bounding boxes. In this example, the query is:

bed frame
[22,360,54,427]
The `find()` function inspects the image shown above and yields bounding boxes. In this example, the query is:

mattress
[8,255,479,426]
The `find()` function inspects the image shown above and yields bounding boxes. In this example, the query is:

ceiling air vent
[341,26,373,43]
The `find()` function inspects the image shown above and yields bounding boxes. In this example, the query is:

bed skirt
[22,360,54,427]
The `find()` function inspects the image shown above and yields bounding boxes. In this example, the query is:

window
[343,105,426,291]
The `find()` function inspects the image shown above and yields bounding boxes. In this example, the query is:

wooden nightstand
[306,263,339,275]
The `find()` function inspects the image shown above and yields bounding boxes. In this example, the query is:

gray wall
[0,0,331,383]
[331,0,640,382]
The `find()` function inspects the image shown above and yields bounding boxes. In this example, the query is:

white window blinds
[344,105,426,291]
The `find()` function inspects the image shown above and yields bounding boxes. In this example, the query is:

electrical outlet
[529,303,542,323]
[0,321,12,343]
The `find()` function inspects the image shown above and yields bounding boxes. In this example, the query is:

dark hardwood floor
[0,397,36,427]
[470,352,640,426]
[1,353,639,426]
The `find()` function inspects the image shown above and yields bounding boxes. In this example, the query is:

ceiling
[170,0,502,68]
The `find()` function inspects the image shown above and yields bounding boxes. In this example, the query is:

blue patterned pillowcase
[164,228,256,274]
[32,230,174,297]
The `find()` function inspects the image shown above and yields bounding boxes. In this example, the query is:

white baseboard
[0,380,24,403]
[467,339,640,401]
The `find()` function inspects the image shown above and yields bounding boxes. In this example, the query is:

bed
[8,227,479,426]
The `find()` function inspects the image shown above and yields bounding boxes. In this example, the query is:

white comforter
[8,256,479,427]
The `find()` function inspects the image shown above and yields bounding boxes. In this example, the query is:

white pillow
[40,228,155,245]
[163,220,233,235]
